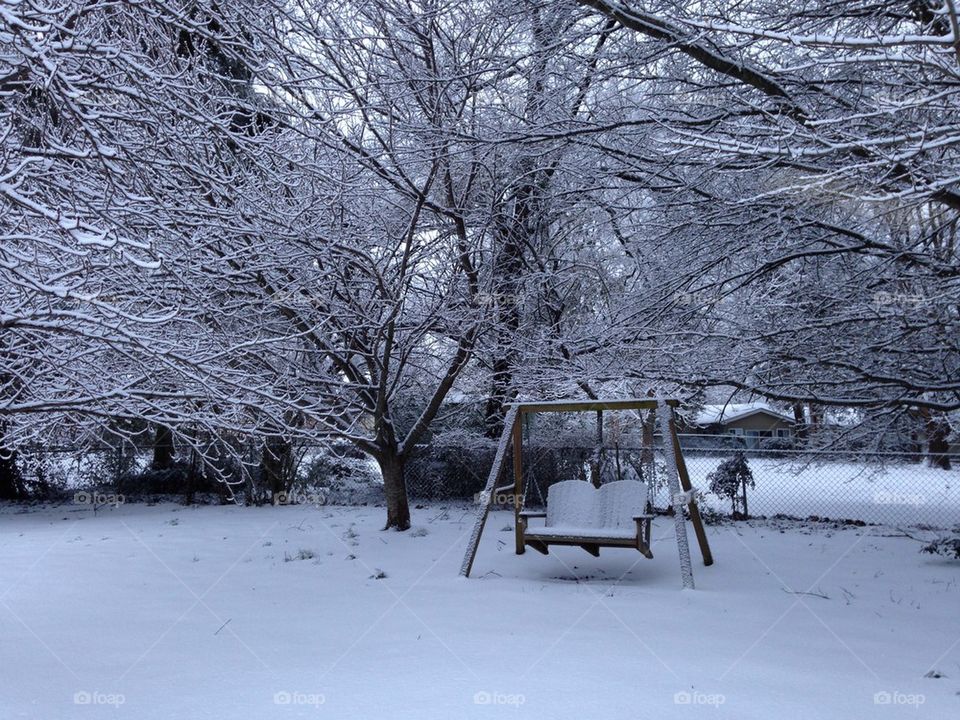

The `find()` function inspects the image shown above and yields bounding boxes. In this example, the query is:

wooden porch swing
[459,398,714,589]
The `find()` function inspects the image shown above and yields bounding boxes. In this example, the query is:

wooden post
[459,406,520,577]
[657,400,695,589]
[513,412,525,555]
[668,407,714,567]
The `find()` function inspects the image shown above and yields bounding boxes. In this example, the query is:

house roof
[693,402,795,426]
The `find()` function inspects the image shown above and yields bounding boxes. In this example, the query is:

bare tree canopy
[3,0,958,516]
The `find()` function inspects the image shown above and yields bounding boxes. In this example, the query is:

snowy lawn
[1,502,957,719]
[683,455,959,527]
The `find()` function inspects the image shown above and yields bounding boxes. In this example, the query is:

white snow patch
[0,502,956,719]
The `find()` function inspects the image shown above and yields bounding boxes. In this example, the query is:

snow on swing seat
[523,480,649,541]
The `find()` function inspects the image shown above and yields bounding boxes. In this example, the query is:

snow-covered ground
[1,502,957,719]
[682,455,959,527]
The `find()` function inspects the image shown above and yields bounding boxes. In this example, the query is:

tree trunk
[792,404,807,441]
[807,403,824,439]
[151,424,175,470]
[484,334,519,439]
[0,420,22,499]
[184,445,199,505]
[921,409,952,470]
[0,447,22,500]
[379,453,411,531]
[262,435,291,504]
[0,454,21,499]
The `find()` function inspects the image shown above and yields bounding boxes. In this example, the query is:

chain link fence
[7,435,958,530]
[5,439,382,505]
[405,435,960,530]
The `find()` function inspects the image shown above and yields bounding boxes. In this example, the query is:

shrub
[921,537,960,559]
[759,436,796,456]
[707,451,755,519]
[1,449,72,501]
[295,450,381,504]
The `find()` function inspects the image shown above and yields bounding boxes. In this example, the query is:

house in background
[688,403,796,449]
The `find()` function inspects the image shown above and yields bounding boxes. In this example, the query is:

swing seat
[519,480,654,558]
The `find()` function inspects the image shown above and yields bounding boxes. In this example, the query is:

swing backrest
[545,479,648,531]
[545,480,598,529]
[598,480,648,530]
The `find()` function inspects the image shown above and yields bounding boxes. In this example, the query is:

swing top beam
[511,398,679,414]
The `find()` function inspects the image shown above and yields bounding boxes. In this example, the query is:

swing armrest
[632,514,655,521]
[519,510,545,533]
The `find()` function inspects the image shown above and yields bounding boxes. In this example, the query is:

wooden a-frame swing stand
[459,398,714,588]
